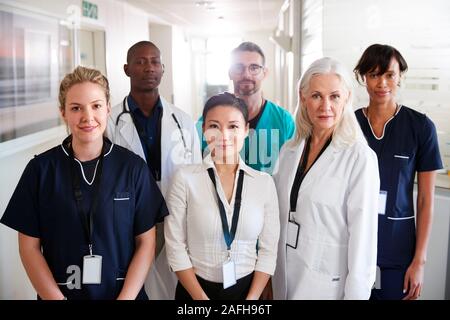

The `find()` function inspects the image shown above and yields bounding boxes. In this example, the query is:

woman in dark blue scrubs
[1,66,167,299]
[353,44,443,300]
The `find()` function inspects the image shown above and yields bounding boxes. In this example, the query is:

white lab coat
[106,96,201,300]
[272,138,379,300]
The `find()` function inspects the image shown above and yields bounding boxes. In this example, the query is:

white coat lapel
[118,102,145,160]
[274,140,303,300]
[285,140,305,198]
[119,117,137,147]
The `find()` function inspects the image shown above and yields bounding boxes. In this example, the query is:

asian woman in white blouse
[164,92,280,300]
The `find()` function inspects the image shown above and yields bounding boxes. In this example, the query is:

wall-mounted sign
[82,0,98,20]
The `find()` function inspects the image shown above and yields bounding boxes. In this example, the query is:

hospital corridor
[0,0,449,301]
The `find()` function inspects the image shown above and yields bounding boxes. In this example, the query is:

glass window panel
[0,6,72,143]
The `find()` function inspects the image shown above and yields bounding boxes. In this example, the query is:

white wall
[172,26,193,115]
[105,0,152,106]
[149,24,174,104]
[419,188,450,300]
[272,0,302,113]
[0,127,67,299]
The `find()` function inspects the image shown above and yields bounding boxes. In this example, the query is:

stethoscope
[115,96,192,159]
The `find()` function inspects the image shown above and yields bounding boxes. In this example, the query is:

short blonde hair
[294,57,365,148]
[58,66,110,109]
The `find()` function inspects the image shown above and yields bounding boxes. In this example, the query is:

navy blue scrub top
[355,106,442,268]
[0,136,168,300]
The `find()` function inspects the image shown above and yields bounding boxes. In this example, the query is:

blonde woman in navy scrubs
[1,66,167,299]
[354,44,443,300]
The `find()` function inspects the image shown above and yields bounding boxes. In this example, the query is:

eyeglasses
[230,63,264,76]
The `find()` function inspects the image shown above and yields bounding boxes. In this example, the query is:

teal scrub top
[196,100,295,174]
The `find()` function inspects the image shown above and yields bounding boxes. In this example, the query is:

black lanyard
[289,136,332,213]
[207,168,245,250]
[127,97,163,181]
[68,138,105,255]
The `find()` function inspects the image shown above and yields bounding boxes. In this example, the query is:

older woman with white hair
[272,57,380,300]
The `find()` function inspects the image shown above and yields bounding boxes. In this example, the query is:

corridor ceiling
[125,0,285,35]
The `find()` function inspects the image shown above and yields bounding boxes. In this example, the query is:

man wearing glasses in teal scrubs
[197,41,295,174]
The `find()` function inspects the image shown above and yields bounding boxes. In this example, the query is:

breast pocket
[318,242,348,279]
[392,154,413,217]
[113,192,133,239]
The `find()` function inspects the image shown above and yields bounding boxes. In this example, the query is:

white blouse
[164,154,280,283]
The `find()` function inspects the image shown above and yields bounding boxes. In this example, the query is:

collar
[61,135,114,158]
[249,99,267,129]
[203,152,256,178]
[362,104,402,141]
[127,94,163,116]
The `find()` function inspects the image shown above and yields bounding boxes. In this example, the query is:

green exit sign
[82,0,98,19]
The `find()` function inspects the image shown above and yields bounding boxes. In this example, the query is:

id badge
[287,219,300,249]
[378,191,387,215]
[222,259,237,289]
[82,255,102,284]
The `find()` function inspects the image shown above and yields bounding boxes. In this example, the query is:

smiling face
[124,44,164,92]
[203,105,249,163]
[364,57,400,105]
[60,81,110,146]
[301,73,349,137]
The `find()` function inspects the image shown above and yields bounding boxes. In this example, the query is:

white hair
[294,57,366,148]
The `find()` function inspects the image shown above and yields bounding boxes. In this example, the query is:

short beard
[238,89,254,96]
[236,83,259,96]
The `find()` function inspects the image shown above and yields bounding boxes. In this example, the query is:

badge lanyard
[287,136,331,249]
[207,167,244,289]
[68,138,105,256]
[289,136,332,213]
[207,168,245,254]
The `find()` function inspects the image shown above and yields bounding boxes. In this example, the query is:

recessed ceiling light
[218,16,224,19]
[195,1,213,7]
